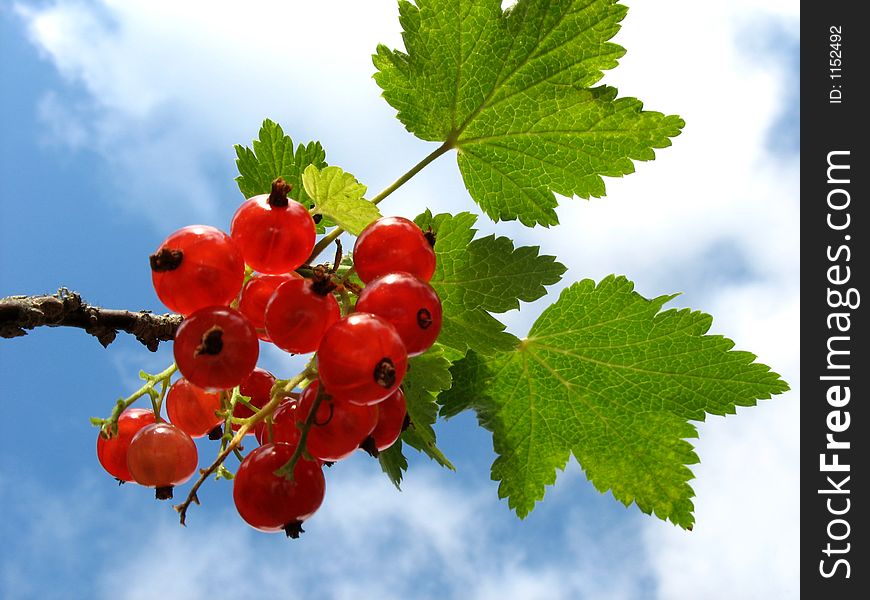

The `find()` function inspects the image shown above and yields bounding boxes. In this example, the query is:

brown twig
[0,289,181,351]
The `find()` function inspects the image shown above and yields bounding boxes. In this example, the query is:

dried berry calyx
[267,177,292,208]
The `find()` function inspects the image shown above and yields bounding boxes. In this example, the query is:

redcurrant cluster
[96,179,442,537]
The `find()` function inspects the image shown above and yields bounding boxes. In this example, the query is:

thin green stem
[336,287,352,316]
[306,140,454,263]
[153,375,172,418]
[95,363,177,437]
[307,227,344,265]
[371,140,454,206]
[174,367,314,525]
[274,382,328,480]
[339,264,357,283]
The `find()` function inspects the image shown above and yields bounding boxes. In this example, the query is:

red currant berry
[296,380,378,462]
[234,368,276,433]
[126,422,198,499]
[165,378,223,439]
[367,388,407,453]
[264,278,340,354]
[233,442,325,535]
[256,398,302,446]
[173,306,259,391]
[230,179,316,274]
[150,225,244,316]
[96,408,156,482]
[353,217,435,283]
[238,273,300,341]
[355,272,442,356]
[317,313,408,405]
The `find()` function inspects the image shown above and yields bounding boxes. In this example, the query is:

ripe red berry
[96,408,156,482]
[233,442,325,535]
[296,380,378,462]
[317,313,408,405]
[173,306,259,391]
[264,278,340,354]
[355,272,442,356]
[234,367,276,433]
[367,388,407,453]
[126,422,198,499]
[230,179,316,274]
[238,273,300,341]
[255,398,301,446]
[150,225,245,316]
[353,216,435,283]
[165,378,223,439]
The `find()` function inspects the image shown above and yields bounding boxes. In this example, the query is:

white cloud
[643,281,800,600]
[15,0,412,226]
[600,3,800,598]
[94,465,651,600]
[13,1,800,598]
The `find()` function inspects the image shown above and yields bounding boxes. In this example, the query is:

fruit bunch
[96,179,442,537]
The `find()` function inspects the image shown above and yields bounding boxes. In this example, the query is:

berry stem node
[267,177,292,208]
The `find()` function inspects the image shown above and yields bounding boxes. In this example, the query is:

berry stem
[336,287,352,316]
[174,367,314,525]
[94,363,177,437]
[149,372,173,422]
[274,381,328,481]
[306,140,453,263]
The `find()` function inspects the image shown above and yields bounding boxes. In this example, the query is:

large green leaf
[374,0,684,226]
[415,211,565,357]
[440,276,789,528]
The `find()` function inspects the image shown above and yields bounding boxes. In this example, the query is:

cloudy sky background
[0,1,799,598]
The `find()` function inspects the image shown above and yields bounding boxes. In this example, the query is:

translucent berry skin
[230,195,315,274]
[173,306,259,391]
[238,273,300,341]
[370,388,407,452]
[353,217,435,283]
[126,422,198,491]
[355,272,443,356]
[96,408,156,482]
[297,380,378,461]
[264,278,341,354]
[165,378,222,438]
[255,398,301,446]
[317,313,408,405]
[233,442,325,533]
[234,368,276,433]
[150,225,245,316]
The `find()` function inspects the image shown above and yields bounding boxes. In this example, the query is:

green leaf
[374,0,684,226]
[438,350,491,419]
[301,165,382,235]
[415,210,565,356]
[235,119,330,225]
[378,344,456,487]
[376,344,456,487]
[401,345,455,468]
[378,442,409,488]
[443,276,789,528]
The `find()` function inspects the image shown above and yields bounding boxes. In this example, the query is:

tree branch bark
[0,289,181,351]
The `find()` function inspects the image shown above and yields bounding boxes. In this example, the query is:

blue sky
[0,1,799,598]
